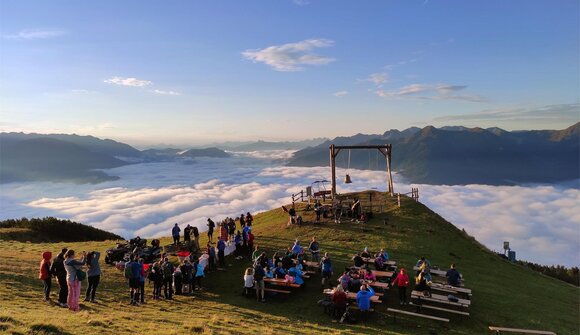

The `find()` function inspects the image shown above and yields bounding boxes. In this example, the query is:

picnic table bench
[323,289,382,303]
[368,281,389,289]
[387,308,450,323]
[409,302,470,317]
[264,278,301,288]
[361,257,396,266]
[304,261,320,268]
[264,287,291,294]
[488,326,557,335]
[430,283,472,298]
[372,270,394,278]
[411,290,470,309]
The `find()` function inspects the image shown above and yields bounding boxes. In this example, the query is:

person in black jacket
[50,248,68,307]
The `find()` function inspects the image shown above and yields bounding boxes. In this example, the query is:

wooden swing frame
[329,144,394,198]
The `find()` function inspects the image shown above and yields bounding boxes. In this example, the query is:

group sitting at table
[352,247,390,271]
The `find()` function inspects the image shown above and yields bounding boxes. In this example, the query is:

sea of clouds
[0,150,578,267]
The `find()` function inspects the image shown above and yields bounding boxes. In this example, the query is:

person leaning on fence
[50,248,69,307]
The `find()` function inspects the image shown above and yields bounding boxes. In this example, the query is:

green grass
[0,194,577,335]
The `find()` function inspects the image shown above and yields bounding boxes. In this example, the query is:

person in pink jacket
[39,251,52,302]
[391,268,410,305]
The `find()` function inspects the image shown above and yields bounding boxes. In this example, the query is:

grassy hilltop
[0,194,577,335]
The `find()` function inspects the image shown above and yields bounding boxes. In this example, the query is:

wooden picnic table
[361,257,396,266]
[413,266,464,280]
[323,289,382,303]
[372,270,394,278]
[411,290,471,308]
[368,281,389,289]
[304,261,320,268]
[264,278,301,288]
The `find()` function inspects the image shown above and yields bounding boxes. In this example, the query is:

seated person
[264,266,274,278]
[374,255,386,271]
[377,249,389,261]
[360,247,371,259]
[348,269,362,292]
[356,284,375,314]
[416,256,430,270]
[274,263,286,279]
[352,253,365,268]
[288,265,304,285]
[363,268,376,282]
[415,270,432,297]
[338,271,351,291]
[446,263,461,287]
[331,284,347,320]
[282,252,294,269]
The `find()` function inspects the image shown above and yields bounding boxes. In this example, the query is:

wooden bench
[409,302,470,316]
[488,326,557,335]
[411,290,471,308]
[387,308,449,323]
[264,288,291,294]
[264,278,301,288]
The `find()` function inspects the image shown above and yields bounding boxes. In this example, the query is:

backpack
[124,261,133,279]
[162,262,173,279]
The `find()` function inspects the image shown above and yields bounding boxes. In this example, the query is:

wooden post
[330,145,336,199]
[386,145,394,196]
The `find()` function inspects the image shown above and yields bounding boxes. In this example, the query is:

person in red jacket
[391,267,410,305]
[39,251,52,302]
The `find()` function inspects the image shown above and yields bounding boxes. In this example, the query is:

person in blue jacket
[172,223,181,245]
[356,283,375,319]
[291,240,303,256]
[217,237,226,268]
[288,265,304,285]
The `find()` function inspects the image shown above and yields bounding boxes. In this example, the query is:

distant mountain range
[287,123,580,185]
[0,133,319,183]
[2,124,578,185]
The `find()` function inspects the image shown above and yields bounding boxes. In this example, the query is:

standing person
[137,258,146,303]
[234,231,243,257]
[161,257,174,300]
[243,268,254,296]
[309,236,320,262]
[217,237,226,268]
[207,218,215,241]
[39,251,52,302]
[391,268,410,305]
[331,284,347,321]
[245,212,253,227]
[128,256,143,305]
[172,223,181,245]
[84,251,101,302]
[151,261,163,300]
[314,201,322,224]
[247,230,255,259]
[194,259,205,290]
[207,242,216,272]
[63,250,86,312]
[50,248,68,307]
[228,220,236,242]
[184,225,191,243]
[320,253,333,289]
[253,263,265,302]
[220,223,228,243]
[288,206,296,226]
[192,226,200,250]
[356,284,375,320]
[239,214,245,228]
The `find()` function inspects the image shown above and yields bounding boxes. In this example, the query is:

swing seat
[344,174,352,184]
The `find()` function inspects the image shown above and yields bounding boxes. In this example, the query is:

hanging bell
[344,174,352,184]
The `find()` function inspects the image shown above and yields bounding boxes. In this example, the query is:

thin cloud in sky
[2,28,66,40]
[334,90,348,97]
[104,76,153,87]
[241,38,335,72]
[293,0,310,5]
[367,72,389,86]
[152,89,181,96]
[433,103,580,123]
[376,83,487,102]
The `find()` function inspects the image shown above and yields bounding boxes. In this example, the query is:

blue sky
[1,0,578,146]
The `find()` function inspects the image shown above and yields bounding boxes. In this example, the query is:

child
[39,251,52,302]
[243,267,254,296]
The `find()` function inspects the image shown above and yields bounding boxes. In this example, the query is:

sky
[1,0,579,146]
[1,152,578,266]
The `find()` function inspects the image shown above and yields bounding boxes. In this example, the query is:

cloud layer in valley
[1,153,578,267]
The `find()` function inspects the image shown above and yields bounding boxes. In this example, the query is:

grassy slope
[0,195,577,335]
